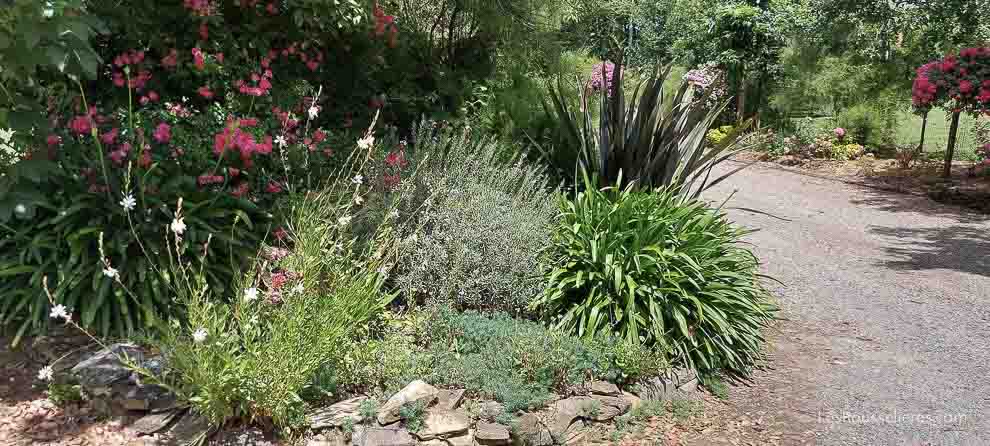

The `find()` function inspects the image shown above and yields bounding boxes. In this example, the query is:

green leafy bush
[535,174,776,376]
[835,103,892,148]
[391,122,556,313]
[705,125,736,146]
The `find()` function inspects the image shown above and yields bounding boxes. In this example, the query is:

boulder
[309,396,368,429]
[352,425,417,446]
[305,432,347,446]
[545,397,592,439]
[588,381,620,397]
[71,343,143,387]
[414,409,470,440]
[561,420,587,445]
[621,391,642,412]
[435,389,465,411]
[378,380,439,425]
[474,422,510,445]
[123,384,174,412]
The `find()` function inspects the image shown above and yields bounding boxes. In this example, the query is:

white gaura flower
[308,105,320,120]
[103,266,119,279]
[192,327,208,343]
[354,195,364,205]
[37,365,54,382]
[291,283,304,295]
[120,194,136,212]
[387,210,399,220]
[13,204,26,215]
[337,215,352,226]
[356,134,374,150]
[49,304,71,321]
[351,175,364,185]
[274,135,287,148]
[244,287,259,302]
[0,128,15,143]
[170,217,187,235]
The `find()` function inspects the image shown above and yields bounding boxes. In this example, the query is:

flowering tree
[912,46,990,177]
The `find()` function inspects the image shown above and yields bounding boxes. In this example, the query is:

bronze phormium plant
[544,52,757,198]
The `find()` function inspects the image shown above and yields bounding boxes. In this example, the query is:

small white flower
[13,204,26,215]
[351,175,364,185]
[119,194,136,212]
[249,315,259,324]
[37,365,54,382]
[182,96,189,103]
[308,106,320,120]
[244,287,259,302]
[290,283,304,295]
[103,267,119,279]
[49,304,71,321]
[388,210,399,220]
[337,215,353,226]
[274,135,287,148]
[0,128,15,143]
[356,134,374,150]
[354,195,364,205]
[170,217,187,235]
[192,327,208,343]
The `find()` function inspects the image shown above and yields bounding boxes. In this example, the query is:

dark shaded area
[848,180,990,224]
[870,225,990,278]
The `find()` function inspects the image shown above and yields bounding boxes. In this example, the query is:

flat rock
[212,427,276,445]
[435,389,465,411]
[378,380,439,425]
[446,429,473,446]
[417,440,447,446]
[635,369,698,401]
[305,432,347,446]
[123,384,174,412]
[131,409,180,435]
[621,391,642,412]
[587,394,632,421]
[414,409,470,440]
[309,396,368,429]
[513,413,552,446]
[562,420,587,445]
[71,343,144,387]
[588,381,620,396]
[477,401,505,421]
[474,422,510,445]
[546,397,593,438]
[352,425,417,446]
[167,412,211,445]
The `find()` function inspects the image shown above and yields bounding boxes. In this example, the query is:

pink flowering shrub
[684,63,728,108]
[587,61,617,96]
[912,47,990,115]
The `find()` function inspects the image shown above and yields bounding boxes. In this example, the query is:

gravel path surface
[703,162,990,446]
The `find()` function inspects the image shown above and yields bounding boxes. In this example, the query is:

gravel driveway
[703,162,990,446]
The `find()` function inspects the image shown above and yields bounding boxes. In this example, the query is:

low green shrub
[535,174,776,377]
[391,122,557,314]
[333,307,668,413]
[835,103,894,148]
[705,125,736,147]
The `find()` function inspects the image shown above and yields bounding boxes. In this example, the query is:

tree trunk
[918,112,928,152]
[736,71,747,124]
[943,111,961,178]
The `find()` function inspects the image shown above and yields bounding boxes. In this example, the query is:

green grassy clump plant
[535,172,777,377]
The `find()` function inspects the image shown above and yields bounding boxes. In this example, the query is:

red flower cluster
[373,3,398,48]
[183,0,214,16]
[213,120,274,169]
[912,47,990,114]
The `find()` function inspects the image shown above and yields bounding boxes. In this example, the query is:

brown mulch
[0,334,156,446]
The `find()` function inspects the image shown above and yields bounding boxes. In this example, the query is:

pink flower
[833,127,846,139]
[265,181,282,193]
[959,80,974,95]
[385,150,408,168]
[138,148,152,169]
[198,86,214,99]
[46,135,61,147]
[148,91,160,102]
[192,48,205,70]
[101,127,119,145]
[109,150,127,165]
[199,22,209,41]
[153,123,171,144]
[231,182,249,198]
[161,49,178,69]
[113,72,125,87]
[216,52,224,64]
[313,129,326,143]
[69,116,93,135]
[273,227,288,241]
[383,173,401,189]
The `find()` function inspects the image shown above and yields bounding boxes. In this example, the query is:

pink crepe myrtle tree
[912,46,990,177]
